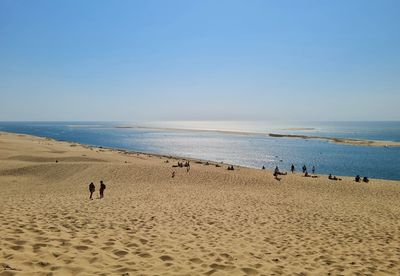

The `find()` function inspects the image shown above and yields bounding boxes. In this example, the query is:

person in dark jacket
[99,180,106,199]
[89,182,95,200]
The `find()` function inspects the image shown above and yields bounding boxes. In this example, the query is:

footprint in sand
[139,238,148,245]
[210,263,235,271]
[9,245,24,251]
[137,252,151,258]
[189,258,203,264]
[241,267,259,275]
[74,245,89,251]
[113,250,128,257]
[126,242,138,248]
[32,243,47,252]
[159,255,173,262]
[13,240,27,246]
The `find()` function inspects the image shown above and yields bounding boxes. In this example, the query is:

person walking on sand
[291,164,295,173]
[89,182,95,200]
[99,180,106,199]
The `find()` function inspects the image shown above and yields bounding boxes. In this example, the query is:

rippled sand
[1,132,400,275]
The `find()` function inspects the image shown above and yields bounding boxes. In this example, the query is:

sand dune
[1,132,400,275]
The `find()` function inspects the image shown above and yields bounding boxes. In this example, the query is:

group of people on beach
[175,161,190,169]
[268,163,371,183]
[355,175,369,183]
[171,160,191,178]
[328,174,342,181]
[88,181,106,200]
[272,164,317,180]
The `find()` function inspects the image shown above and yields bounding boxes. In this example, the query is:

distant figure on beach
[312,166,315,174]
[274,166,287,176]
[355,175,361,182]
[302,165,307,173]
[273,171,281,181]
[329,174,341,181]
[304,171,310,177]
[89,182,95,200]
[172,171,175,178]
[262,166,265,170]
[363,176,369,183]
[227,165,235,171]
[99,180,106,199]
[291,164,295,173]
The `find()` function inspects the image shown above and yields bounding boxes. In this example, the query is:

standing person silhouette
[99,180,106,199]
[291,164,295,173]
[89,182,95,200]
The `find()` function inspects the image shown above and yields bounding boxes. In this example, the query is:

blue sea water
[0,121,400,181]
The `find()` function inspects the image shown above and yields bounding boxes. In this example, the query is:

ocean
[1,121,400,180]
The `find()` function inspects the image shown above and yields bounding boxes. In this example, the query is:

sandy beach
[1,131,400,275]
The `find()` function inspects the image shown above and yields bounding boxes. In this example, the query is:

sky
[0,0,399,122]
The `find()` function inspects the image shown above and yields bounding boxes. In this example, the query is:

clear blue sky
[1,0,399,121]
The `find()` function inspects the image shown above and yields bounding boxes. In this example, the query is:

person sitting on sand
[291,164,295,173]
[89,182,95,200]
[355,175,361,182]
[363,176,369,183]
[274,172,281,181]
[328,175,342,181]
[99,180,106,199]
[274,166,287,176]
[304,171,311,177]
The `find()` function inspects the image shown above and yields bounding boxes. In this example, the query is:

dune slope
[1,132,400,275]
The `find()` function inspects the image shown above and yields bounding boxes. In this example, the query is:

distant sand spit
[1,131,400,275]
[114,125,400,147]
[268,133,400,147]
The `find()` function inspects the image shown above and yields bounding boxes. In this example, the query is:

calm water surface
[1,121,399,180]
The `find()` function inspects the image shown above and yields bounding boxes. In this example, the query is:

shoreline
[1,130,398,182]
[0,130,244,168]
